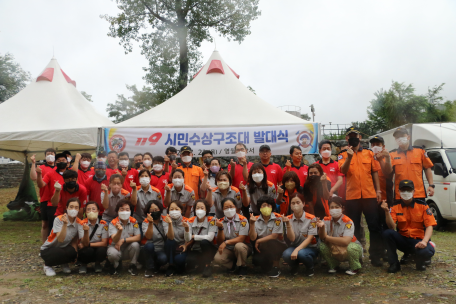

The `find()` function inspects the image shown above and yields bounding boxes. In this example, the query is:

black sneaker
[227,263,237,273]
[166,265,175,277]
[238,266,247,277]
[145,269,154,277]
[267,267,280,278]
[109,263,118,275]
[371,258,383,267]
[128,264,138,276]
[202,265,212,278]
[305,268,314,277]
[400,253,410,265]
[416,261,426,271]
[387,263,401,273]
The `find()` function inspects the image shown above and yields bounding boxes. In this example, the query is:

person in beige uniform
[107,200,141,276]
[213,197,252,277]
[249,196,286,278]
[205,171,242,218]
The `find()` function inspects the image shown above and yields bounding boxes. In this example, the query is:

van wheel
[427,202,446,230]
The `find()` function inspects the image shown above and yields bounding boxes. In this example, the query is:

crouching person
[41,198,82,276]
[249,196,287,278]
[382,180,436,273]
[142,200,168,277]
[107,199,141,275]
[184,199,218,278]
[213,198,252,277]
[77,201,108,274]
[317,196,363,275]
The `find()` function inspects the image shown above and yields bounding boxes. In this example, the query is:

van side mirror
[434,163,449,178]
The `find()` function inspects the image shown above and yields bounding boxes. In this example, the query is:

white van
[372,123,456,229]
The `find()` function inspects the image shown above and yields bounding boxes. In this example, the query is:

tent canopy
[116,50,309,128]
[0,58,113,161]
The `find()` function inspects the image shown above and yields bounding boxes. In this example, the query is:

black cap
[345,126,360,136]
[180,146,193,153]
[393,127,409,137]
[62,150,71,156]
[369,135,384,144]
[398,179,414,190]
[55,153,67,160]
[259,144,271,152]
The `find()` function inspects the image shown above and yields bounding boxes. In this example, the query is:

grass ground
[1,187,456,303]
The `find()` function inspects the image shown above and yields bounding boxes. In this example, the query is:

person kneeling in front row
[107,199,141,275]
[381,180,436,273]
[41,198,82,276]
[77,201,108,274]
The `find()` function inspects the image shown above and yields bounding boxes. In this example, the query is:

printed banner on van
[104,124,319,156]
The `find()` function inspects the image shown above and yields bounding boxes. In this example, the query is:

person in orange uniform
[283,145,308,187]
[258,144,283,189]
[381,180,436,273]
[382,127,435,201]
[177,146,205,200]
[339,126,383,266]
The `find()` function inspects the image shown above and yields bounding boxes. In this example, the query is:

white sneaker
[44,266,56,276]
[62,264,71,274]
[328,269,337,274]
[345,269,359,275]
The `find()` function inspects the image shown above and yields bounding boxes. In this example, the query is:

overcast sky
[2,0,456,128]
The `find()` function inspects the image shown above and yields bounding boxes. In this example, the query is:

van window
[427,151,443,171]
[445,150,456,170]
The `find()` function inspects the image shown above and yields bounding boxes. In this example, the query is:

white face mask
[99,157,107,163]
[195,209,206,219]
[321,150,331,158]
[172,178,184,187]
[87,211,98,220]
[140,177,150,186]
[67,157,72,163]
[80,160,91,168]
[330,208,342,218]
[371,146,383,154]
[224,208,236,218]
[252,173,264,183]
[217,181,229,190]
[153,164,163,171]
[143,160,152,167]
[118,211,130,220]
[396,137,409,146]
[46,155,55,162]
[400,191,414,201]
[291,204,303,212]
[67,209,78,218]
[169,210,182,220]
[236,151,246,158]
[119,160,129,168]
[181,155,192,163]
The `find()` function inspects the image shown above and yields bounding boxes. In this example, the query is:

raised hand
[203,165,208,177]
[116,222,123,231]
[54,181,62,191]
[277,186,284,194]
[36,166,42,174]
[130,180,137,188]
[61,213,68,225]
[239,181,246,191]
[249,213,257,224]
[31,154,36,164]
[316,218,325,228]
[171,162,178,170]
[285,159,291,169]
[347,146,354,157]
[164,184,171,192]
[182,220,189,229]
[380,200,388,211]
[321,172,327,181]
[101,183,108,192]
[230,159,236,168]
[282,216,290,223]
[146,213,153,222]
[164,214,172,224]
[121,167,128,176]
[215,218,224,229]
[164,155,170,163]
[83,223,90,231]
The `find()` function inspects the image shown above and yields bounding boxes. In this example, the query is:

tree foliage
[107,84,158,123]
[102,0,261,122]
[0,53,31,103]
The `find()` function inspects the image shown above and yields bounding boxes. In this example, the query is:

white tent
[0,58,113,161]
[117,50,309,128]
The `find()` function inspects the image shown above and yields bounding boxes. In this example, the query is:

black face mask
[65,181,77,189]
[151,211,161,220]
[169,155,176,161]
[135,162,143,169]
[348,137,360,147]
[95,170,105,178]
[308,175,320,183]
[56,162,67,170]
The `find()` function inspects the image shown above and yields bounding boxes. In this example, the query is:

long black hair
[248,163,268,195]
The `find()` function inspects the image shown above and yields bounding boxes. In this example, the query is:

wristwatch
[218,227,224,231]
[429,184,435,188]
[124,238,127,243]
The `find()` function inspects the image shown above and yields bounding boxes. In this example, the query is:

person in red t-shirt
[117,152,140,193]
[30,148,56,243]
[84,161,111,216]
[283,145,308,187]
[71,153,94,186]
[50,170,87,219]
[315,140,343,197]
[106,151,119,175]
[150,156,170,201]
[258,144,283,189]
[227,142,253,189]
[133,153,144,171]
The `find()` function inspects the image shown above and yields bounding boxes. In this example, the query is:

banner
[104,124,320,156]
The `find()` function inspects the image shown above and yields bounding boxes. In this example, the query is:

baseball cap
[345,126,360,136]
[259,144,271,152]
[180,146,193,153]
[393,127,409,137]
[398,179,414,190]
[369,135,384,144]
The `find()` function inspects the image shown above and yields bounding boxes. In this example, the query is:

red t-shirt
[38,163,55,202]
[282,164,308,187]
[227,162,253,189]
[262,162,283,188]
[107,167,139,192]
[55,183,88,216]
[77,167,94,186]
[316,159,343,188]
[84,175,110,215]
[150,171,170,201]
[43,168,66,206]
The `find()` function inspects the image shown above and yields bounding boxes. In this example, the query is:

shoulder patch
[275,219,281,226]
[310,222,316,228]
[241,221,247,227]
[426,208,432,216]
[345,223,352,229]
[209,219,216,226]
[133,223,139,229]
[104,225,108,231]
[338,155,343,160]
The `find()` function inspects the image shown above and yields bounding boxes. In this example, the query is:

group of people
[32,126,437,278]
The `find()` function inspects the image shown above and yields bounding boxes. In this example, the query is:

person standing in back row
[283,145,308,187]
[258,145,283,189]
[338,126,383,266]
[178,146,205,200]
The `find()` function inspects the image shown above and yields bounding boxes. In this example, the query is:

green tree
[107,84,158,123]
[0,53,31,103]
[301,113,311,121]
[81,91,93,102]
[102,0,260,104]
